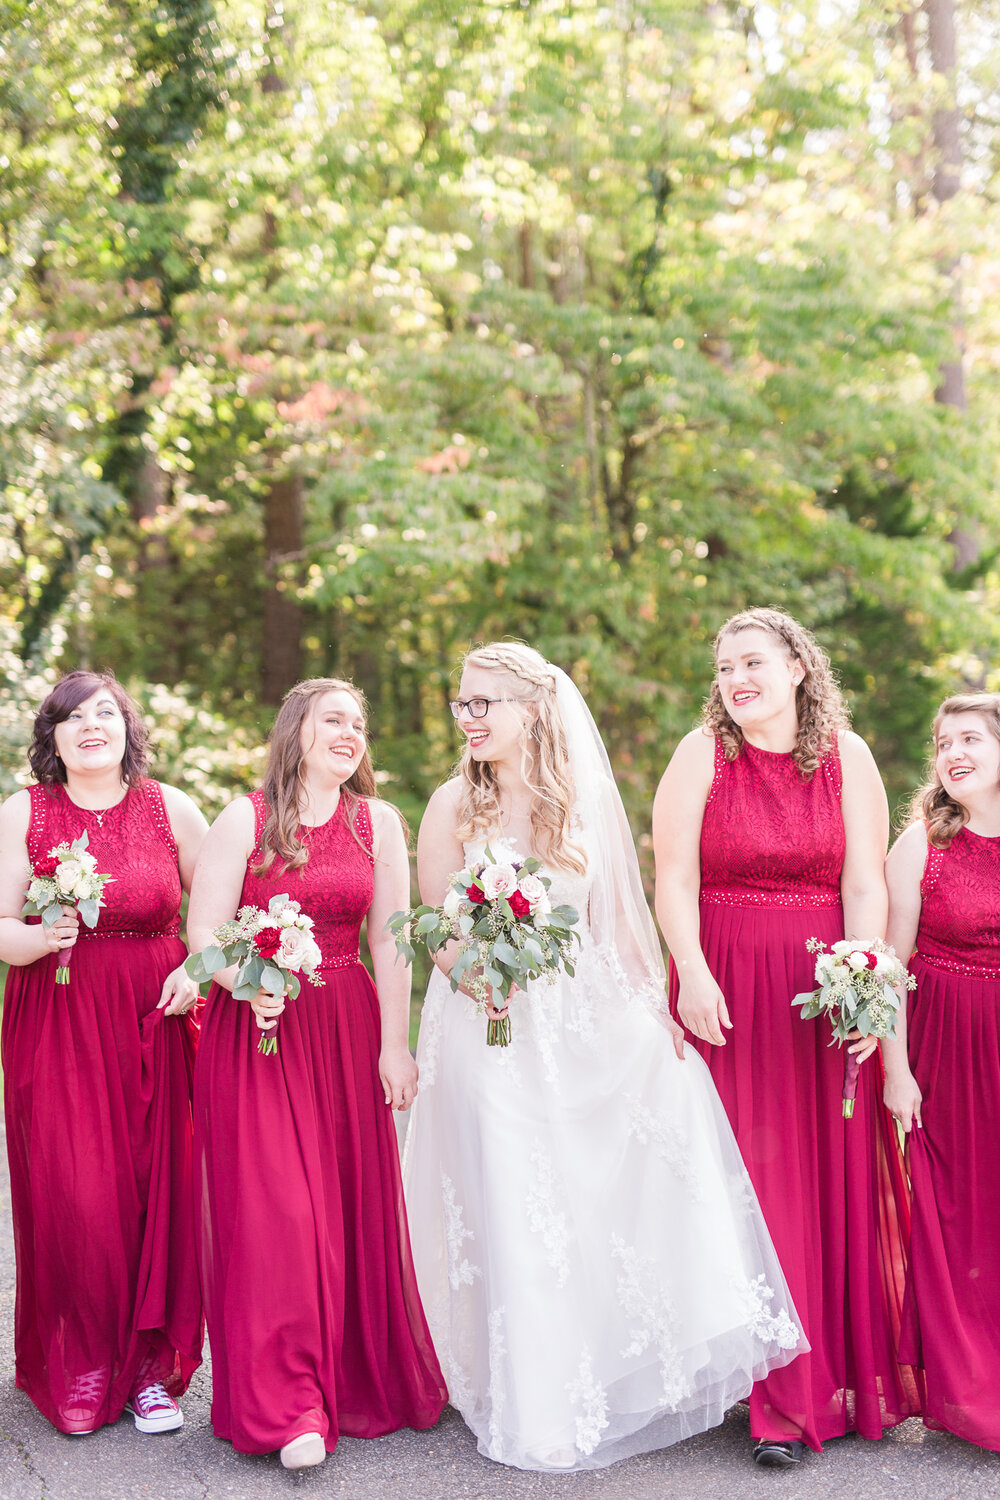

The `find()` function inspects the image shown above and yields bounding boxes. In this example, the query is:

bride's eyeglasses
[448,698,517,719]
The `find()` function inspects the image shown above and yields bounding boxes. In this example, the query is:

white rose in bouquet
[443,886,465,921]
[847,951,869,972]
[480,863,518,901]
[517,871,549,913]
[55,860,84,897]
[873,951,896,977]
[77,851,98,873]
[276,905,300,927]
[277,925,322,975]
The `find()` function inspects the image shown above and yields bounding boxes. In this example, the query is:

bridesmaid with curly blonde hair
[883,692,1000,1451]
[654,607,920,1466]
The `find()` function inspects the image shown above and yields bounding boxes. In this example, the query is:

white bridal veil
[551,665,670,1016]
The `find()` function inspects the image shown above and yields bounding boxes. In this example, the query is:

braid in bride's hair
[456,643,587,875]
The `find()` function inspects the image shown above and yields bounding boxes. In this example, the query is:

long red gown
[193,791,446,1455]
[2,780,202,1433]
[900,827,1000,1450]
[669,737,920,1449]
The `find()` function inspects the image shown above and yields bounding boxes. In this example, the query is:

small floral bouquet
[22,832,114,984]
[389,846,579,1046]
[185,894,324,1055]
[792,938,915,1118]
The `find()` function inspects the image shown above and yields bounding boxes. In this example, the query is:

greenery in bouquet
[21,831,114,983]
[185,893,324,1055]
[389,846,579,1046]
[792,937,915,1118]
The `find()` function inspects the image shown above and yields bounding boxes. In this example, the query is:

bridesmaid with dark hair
[188,678,445,1471]
[0,670,207,1435]
[883,692,1000,1451]
[653,608,920,1466]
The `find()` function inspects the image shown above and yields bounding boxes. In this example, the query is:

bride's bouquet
[389,846,579,1046]
[792,937,915,1117]
[22,832,114,984]
[185,894,324,1055]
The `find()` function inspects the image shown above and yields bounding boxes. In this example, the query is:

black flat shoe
[753,1439,807,1467]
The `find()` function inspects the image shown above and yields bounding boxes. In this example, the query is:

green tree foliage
[4,0,1000,844]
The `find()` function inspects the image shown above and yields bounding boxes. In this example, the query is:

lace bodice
[916,826,1000,977]
[26,780,181,938]
[699,736,845,908]
[239,790,374,967]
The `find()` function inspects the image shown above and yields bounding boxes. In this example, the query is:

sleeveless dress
[2,780,202,1433]
[669,737,920,1448]
[193,791,446,1456]
[899,827,1000,1450]
[403,829,805,1473]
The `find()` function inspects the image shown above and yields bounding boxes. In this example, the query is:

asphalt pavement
[0,1119,997,1500]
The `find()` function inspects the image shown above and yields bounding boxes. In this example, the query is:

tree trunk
[261,474,304,703]
[924,0,975,568]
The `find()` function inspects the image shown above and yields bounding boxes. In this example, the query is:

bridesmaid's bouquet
[185,894,324,1055]
[22,832,114,984]
[389,846,579,1046]
[792,937,915,1117]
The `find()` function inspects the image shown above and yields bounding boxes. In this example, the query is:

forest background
[4,0,1000,961]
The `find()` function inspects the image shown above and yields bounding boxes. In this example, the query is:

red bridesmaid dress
[2,781,203,1432]
[900,827,1000,1450]
[669,737,920,1448]
[193,791,446,1455]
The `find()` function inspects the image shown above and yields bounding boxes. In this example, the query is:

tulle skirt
[672,899,921,1448]
[404,941,806,1472]
[899,957,1000,1450]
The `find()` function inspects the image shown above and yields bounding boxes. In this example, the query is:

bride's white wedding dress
[402,829,805,1472]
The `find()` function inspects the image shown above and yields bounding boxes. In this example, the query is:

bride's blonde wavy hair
[702,607,850,779]
[908,693,1000,850]
[254,678,381,874]
[455,643,587,875]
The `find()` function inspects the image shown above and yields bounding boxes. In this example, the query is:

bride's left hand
[158,964,200,1016]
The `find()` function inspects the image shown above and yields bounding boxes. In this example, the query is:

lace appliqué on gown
[403,824,804,1471]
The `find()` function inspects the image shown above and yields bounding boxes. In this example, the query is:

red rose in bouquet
[253,926,283,962]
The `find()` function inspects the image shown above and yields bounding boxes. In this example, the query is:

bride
[402,642,805,1471]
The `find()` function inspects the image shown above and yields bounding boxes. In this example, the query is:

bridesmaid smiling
[653,608,920,1465]
[883,693,1000,1451]
[0,671,206,1436]
[188,678,445,1471]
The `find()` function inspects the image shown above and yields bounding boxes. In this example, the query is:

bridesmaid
[188,678,446,1470]
[0,670,207,1435]
[883,692,1000,1451]
[653,607,920,1465]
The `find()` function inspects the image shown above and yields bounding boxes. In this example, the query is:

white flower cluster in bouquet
[22,831,113,931]
[186,894,324,1055]
[389,846,578,1047]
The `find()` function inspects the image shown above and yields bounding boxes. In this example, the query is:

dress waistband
[322,951,362,970]
[914,950,1000,982]
[77,926,181,940]
[700,887,842,911]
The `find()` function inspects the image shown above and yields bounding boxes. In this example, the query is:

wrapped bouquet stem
[389,846,579,1046]
[21,832,113,984]
[792,937,915,1118]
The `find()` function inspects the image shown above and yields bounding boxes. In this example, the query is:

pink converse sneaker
[124,1382,183,1433]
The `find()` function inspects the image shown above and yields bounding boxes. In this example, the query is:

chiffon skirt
[672,900,921,1449]
[900,957,1000,1450]
[193,962,446,1455]
[2,935,202,1433]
